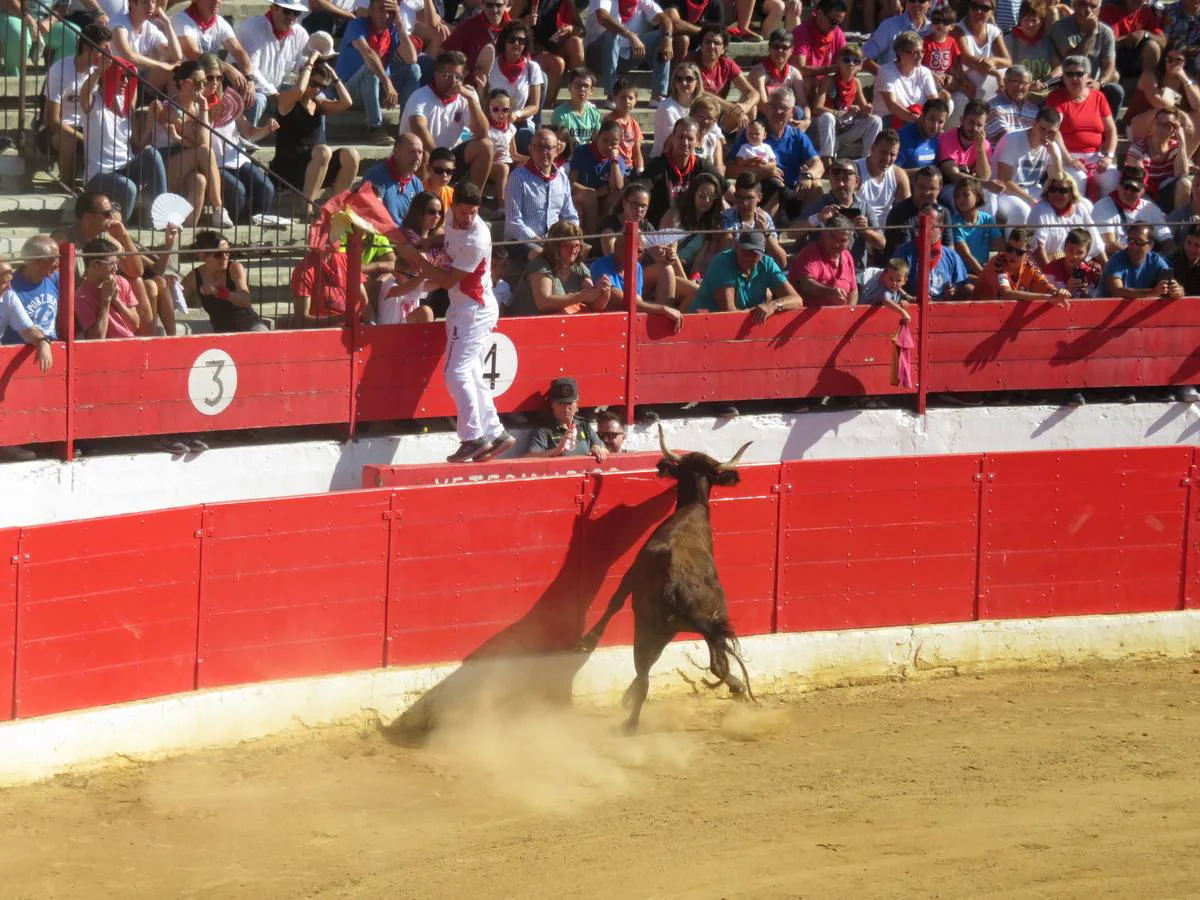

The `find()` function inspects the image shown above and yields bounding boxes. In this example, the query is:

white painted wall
[6,401,1200,528]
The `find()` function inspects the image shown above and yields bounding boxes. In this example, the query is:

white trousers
[445,300,502,443]
[812,112,883,159]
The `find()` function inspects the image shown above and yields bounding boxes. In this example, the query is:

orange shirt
[971,256,1058,300]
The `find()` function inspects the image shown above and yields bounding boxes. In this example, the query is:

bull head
[657,425,752,487]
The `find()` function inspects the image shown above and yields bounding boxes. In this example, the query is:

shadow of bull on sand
[381,476,675,746]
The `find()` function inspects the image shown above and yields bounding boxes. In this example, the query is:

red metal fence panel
[0,343,67,447]
[0,528,19,721]
[926,298,1200,393]
[72,330,352,439]
[978,447,1192,619]
[14,508,202,718]
[197,492,390,688]
[355,314,628,423]
[777,455,982,632]
[633,307,915,405]
[387,476,587,666]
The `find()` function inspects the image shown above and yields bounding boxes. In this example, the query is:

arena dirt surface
[3,658,1200,899]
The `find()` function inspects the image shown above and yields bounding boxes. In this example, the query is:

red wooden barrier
[977,447,1192,619]
[0,528,19,721]
[0,343,67,446]
[776,455,983,632]
[197,492,389,688]
[632,305,916,405]
[355,313,628,423]
[364,450,663,488]
[1186,447,1200,610]
[72,330,352,439]
[926,297,1200,393]
[15,507,202,718]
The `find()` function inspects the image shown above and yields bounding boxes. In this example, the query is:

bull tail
[701,620,756,703]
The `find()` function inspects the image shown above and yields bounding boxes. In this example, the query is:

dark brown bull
[578,427,756,731]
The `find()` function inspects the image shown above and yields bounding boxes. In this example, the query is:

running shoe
[472,431,516,462]
[446,438,489,463]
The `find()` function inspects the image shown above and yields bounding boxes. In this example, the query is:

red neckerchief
[102,59,138,117]
[1011,24,1043,45]
[366,23,393,61]
[386,155,414,187]
[497,54,527,84]
[555,0,573,29]
[929,241,943,270]
[436,87,460,106]
[1112,189,1141,213]
[1058,201,1075,218]
[186,4,217,30]
[835,76,857,110]
[808,14,834,49]
[484,13,509,39]
[761,56,790,86]
[617,0,638,22]
[683,0,709,23]
[266,12,288,40]
[525,159,557,182]
[666,151,696,195]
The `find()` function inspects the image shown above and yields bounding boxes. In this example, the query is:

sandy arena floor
[2,659,1200,899]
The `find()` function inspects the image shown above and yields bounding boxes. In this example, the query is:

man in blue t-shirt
[1101,223,1184,299]
[570,121,627,235]
[895,98,949,175]
[363,133,425,226]
[897,209,971,300]
[334,0,421,142]
[2,235,60,345]
[690,231,803,317]
[728,86,824,218]
[590,230,683,331]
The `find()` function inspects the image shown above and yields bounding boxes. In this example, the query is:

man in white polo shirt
[396,182,514,463]
[236,0,311,124]
[172,0,257,105]
[400,50,493,190]
[110,0,182,94]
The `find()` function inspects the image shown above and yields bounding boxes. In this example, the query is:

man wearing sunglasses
[1100,222,1184,299]
[236,0,311,126]
[1091,167,1172,258]
[971,227,1071,303]
[790,0,848,82]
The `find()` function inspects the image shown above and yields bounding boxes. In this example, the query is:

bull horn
[716,441,753,473]
[658,424,682,463]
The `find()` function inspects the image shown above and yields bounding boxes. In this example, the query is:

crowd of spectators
[6,0,1200,458]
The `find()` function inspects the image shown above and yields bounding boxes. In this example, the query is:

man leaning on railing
[1100,222,1185,300]
[0,260,54,463]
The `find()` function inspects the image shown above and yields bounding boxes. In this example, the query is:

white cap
[304,30,337,59]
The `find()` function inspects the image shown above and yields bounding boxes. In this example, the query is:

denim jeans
[392,59,425,113]
[585,29,668,98]
[86,146,167,219]
[221,163,276,222]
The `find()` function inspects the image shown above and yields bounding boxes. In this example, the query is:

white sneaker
[1178,386,1200,404]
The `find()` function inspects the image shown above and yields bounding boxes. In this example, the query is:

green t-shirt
[550,102,602,149]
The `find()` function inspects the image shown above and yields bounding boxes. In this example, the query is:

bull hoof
[725,675,747,698]
[574,636,599,654]
[622,719,640,735]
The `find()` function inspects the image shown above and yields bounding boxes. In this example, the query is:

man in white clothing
[236,0,311,124]
[1090,168,1173,257]
[988,106,1064,225]
[396,182,515,463]
[37,23,112,186]
[172,0,257,105]
[401,51,493,189]
[111,0,182,93]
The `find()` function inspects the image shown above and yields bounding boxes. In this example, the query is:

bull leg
[624,623,673,733]
[577,573,635,653]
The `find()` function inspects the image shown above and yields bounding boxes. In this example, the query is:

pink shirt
[936,129,991,172]
[789,241,857,305]
[76,275,139,338]
[791,16,847,69]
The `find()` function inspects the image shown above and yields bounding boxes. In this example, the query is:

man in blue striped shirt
[504,126,580,264]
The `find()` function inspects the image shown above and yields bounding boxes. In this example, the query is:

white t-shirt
[83,104,132,183]
[489,122,516,164]
[737,142,777,165]
[487,58,545,115]
[1091,195,1171,246]
[211,117,252,171]
[401,85,471,150]
[1027,196,1103,258]
[651,96,685,157]
[992,128,1053,196]
[872,62,939,117]
[43,56,92,130]
[376,274,424,324]
[236,14,308,95]
[110,14,169,63]
[172,8,236,56]
[444,215,495,308]
[585,0,663,46]
[696,123,722,165]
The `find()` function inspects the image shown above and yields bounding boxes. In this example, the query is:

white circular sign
[188,349,238,416]
[480,333,518,397]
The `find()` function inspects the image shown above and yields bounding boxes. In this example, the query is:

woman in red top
[1045,54,1120,199]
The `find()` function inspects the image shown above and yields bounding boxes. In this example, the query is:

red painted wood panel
[0,529,18,721]
[15,508,202,718]
[926,298,1200,393]
[72,330,351,439]
[579,464,780,648]
[634,307,915,404]
[356,314,628,422]
[0,343,67,447]
[777,455,982,632]
[978,447,1192,619]
[1187,448,1200,610]
[364,451,664,488]
[197,492,390,688]
[388,476,586,665]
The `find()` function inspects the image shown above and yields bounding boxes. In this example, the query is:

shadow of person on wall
[380,473,674,746]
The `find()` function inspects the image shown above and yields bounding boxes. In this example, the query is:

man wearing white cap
[236,0,312,125]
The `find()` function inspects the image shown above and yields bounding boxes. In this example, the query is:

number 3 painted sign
[480,333,518,397]
[188,349,238,416]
